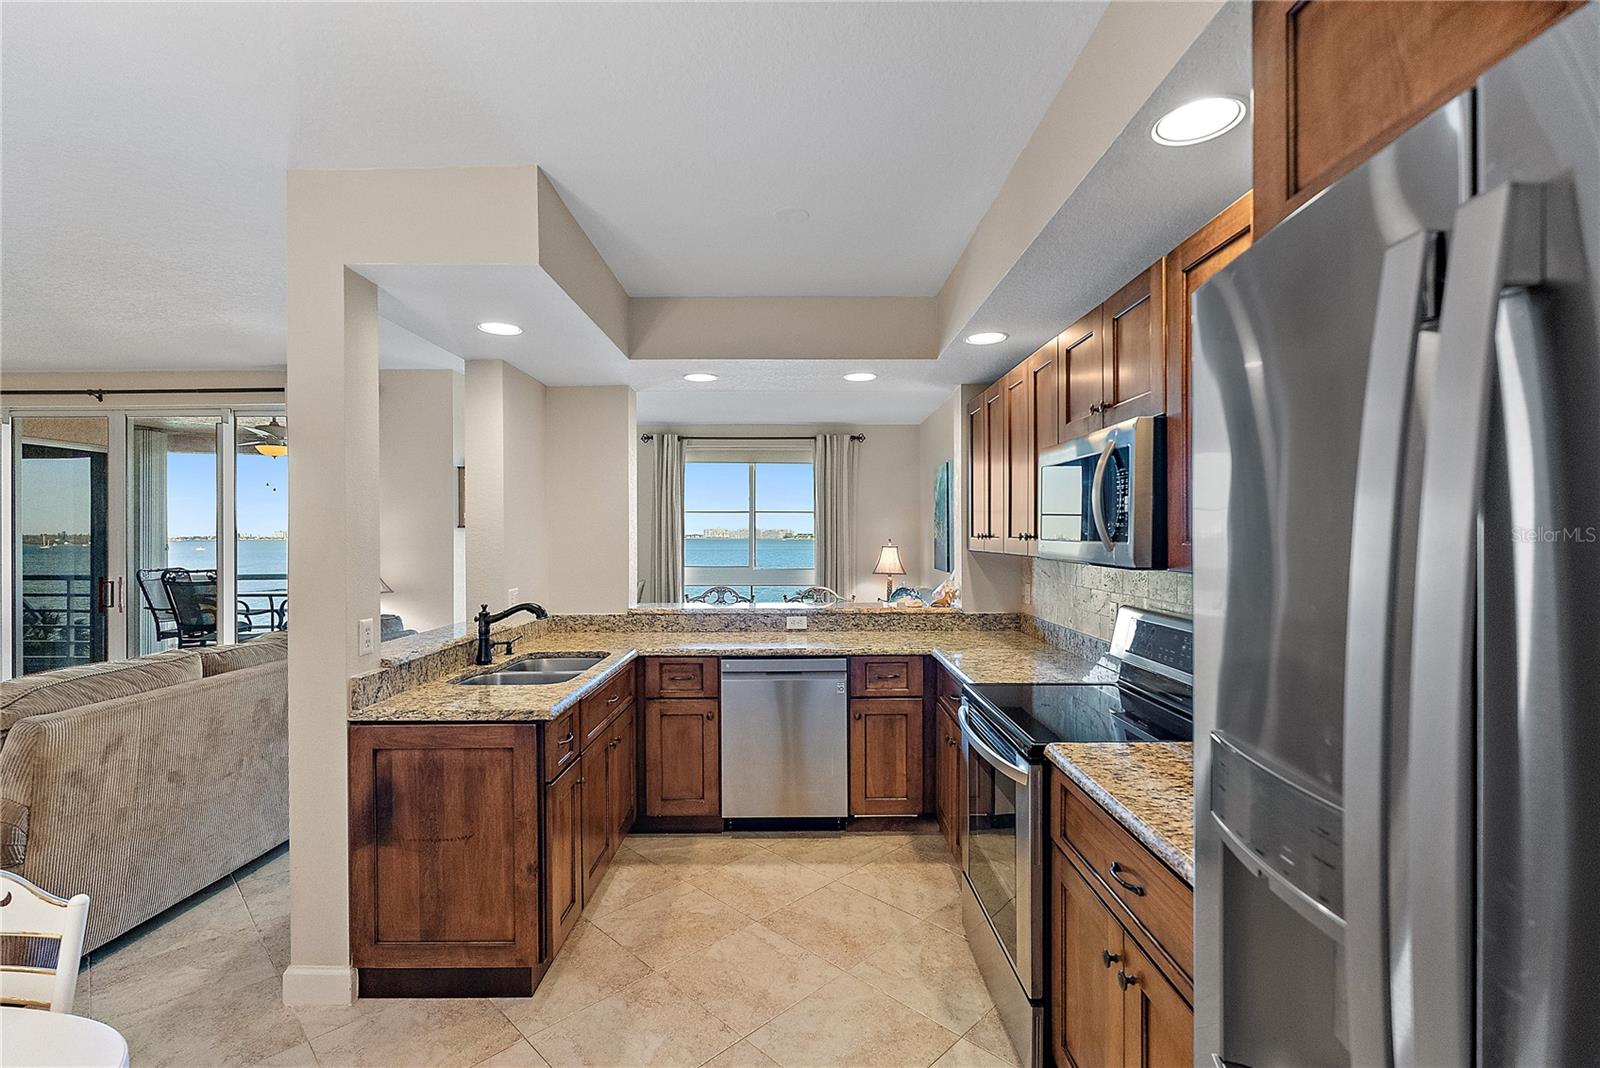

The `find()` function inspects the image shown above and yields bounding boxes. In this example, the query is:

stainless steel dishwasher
[720,658,849,823]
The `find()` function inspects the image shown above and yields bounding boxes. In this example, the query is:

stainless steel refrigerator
[1192,6,1600,1066]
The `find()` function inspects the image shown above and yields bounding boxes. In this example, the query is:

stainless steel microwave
[1036,415,1163,568]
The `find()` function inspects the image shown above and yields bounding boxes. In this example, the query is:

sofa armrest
[0,721,42,868]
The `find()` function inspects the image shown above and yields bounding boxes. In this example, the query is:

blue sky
[20,450,286,537]
[684,462,814,535]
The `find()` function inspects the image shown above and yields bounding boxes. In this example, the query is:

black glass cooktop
[962,681,1193,760]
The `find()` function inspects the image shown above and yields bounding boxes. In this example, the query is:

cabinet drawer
[644,657,719,699]
[579,667,634,751]
[849,656,925,698]
[936,666,962,703]
[543,706,580,783]
[1056,772,1192,979]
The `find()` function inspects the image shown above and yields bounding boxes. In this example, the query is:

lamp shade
[873,541,906,577]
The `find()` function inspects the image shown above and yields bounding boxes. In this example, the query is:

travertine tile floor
[75,831,1022,1068]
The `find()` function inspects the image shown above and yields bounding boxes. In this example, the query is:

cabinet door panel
[1121,934,1194,1068]
[544,754,583,961]
[350,724,538,970]
[983,383,1008,552]
[1027,339,1060,556]
[1102,264,1165,424]
[1053,854,1126,1068]
[644,699,721,817]
[1165,194,1252,571]
[967,394,990,550]
[1060,310,1105,441]
[611,704,637,839]
[849,698,924,816]
[580,743,612,902]
[1003,364,1033,555]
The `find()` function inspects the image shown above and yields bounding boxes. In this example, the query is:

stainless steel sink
[458,670,583,686]
[498,654,607,673]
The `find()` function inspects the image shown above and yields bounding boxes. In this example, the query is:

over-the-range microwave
[1036,415,1163,568]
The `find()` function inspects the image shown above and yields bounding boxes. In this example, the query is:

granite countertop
[349,628,1111,724]
[1046,741,1194,885]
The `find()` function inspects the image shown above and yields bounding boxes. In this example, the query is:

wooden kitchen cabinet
[1053,858,1127,1068]
[1002,363,1034,554]
[1252,0,1581,233]
[349,723,539,970]
[849,697,924,816]
[643,698,721,818]
[544,754,583,960]
[967,390,992,552]
[1059,309,1105,443]
[610,703,638,839]
[580,746,613,899]
[644,656,718,699]
[850,655,925,699]
[934,698,964,861]
[1120,928,1194,1068]
[982,382,1008,551]
[1164,192,1252,571]
[1101,263,1166,426]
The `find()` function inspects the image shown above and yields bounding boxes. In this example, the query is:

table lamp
[873,540,907,602]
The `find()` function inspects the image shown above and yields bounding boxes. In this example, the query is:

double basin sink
[457,654,607,686]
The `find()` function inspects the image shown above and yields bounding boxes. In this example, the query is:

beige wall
[543,386,637,613]
[464,359,548,614]
[379,370,461,632]
[636,423,923,605]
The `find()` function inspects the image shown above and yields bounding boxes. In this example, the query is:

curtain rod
[639,433,865,444]
[1,387,285,403]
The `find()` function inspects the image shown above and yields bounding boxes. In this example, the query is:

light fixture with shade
[476,321,523,336]
[1151,96,1247,146]
[965,331,1008,346]
[247,417,288,457]
[873,539,907,602]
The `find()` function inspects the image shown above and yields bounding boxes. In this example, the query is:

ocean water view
[21,539,289,594]
[684,537,817,603]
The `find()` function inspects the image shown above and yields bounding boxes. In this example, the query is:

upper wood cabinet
[1101,263,1166,426]
[983,384,1008,550]
[966,392,991,552]
[1059,310,1105,443]
[1003,364,1035,554]
[1164,193,1253,571]
[1253,0,1582,232]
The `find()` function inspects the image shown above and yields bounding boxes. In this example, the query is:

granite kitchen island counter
[349,625,1113,723]
[1046,741,1195,885]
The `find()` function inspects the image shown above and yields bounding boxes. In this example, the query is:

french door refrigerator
[1192,6,1600,1067]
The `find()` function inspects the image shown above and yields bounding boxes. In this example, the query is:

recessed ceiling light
[1152,96,1247,147]
[843,372,877,382]
[683,372,719,383]
[965,331,1008,346]
[476,321,523,336]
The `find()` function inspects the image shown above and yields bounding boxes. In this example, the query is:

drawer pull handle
[1116,969,1136,990]
[559,732,575,746]
[1101,949,1120,969]
[668,674,694,682]
[1108,862,1145,896]
[608,694,621,704]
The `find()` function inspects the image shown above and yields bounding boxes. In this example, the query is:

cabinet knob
[1090,402,1104,414]
[576,777,586,785]
[1116,969,1137,991]
[1101,948,1120,969]
[853,711,863,720]
[705,711,715,721]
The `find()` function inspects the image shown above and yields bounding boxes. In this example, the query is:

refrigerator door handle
[1090,440,1115,551]
[1341,229,1439,1068]
[1405,181,1544,1068]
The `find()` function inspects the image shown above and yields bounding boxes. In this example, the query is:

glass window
[683,457,815,602]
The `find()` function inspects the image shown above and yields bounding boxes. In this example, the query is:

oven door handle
[958,702,1029,784]
[1089,440,1116,552]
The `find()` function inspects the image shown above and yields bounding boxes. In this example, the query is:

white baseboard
[282,964,357,1006]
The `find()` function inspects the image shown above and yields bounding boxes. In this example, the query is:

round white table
[0,1006,129,1068]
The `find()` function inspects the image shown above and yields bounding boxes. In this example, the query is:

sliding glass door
[3,406,288,678]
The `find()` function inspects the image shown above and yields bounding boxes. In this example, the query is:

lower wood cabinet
[643,698,721,818]
[849,697,924,816]
[933,697,964,860]
[544,753,584,960]
[349,723,540,969]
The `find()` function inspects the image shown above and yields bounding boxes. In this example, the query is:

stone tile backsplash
[1025,558,1193,643]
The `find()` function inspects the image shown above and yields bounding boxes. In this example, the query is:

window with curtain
[683,446,815,603]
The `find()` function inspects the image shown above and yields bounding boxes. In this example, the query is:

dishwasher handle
[721,658,848,678]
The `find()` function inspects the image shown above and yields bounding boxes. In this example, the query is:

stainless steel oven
[959,696,1045,1067]
[1037,414,1162,567]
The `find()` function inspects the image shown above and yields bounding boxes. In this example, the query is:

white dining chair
[0,870,90,1013]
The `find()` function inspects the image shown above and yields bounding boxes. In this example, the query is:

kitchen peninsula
[347,606,1194,1031]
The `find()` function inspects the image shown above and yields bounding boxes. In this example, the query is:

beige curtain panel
[647,433,685,603]
[813,433,858,598]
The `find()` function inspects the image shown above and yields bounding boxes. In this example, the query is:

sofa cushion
[200,631,288,677]
[0,649,202,748]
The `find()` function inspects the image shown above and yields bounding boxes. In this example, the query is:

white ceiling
[1,1,1104,376]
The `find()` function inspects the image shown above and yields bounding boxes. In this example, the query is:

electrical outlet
[357,617,375,656]
[1022,579,1033,606]
[786,615,808,631]
[506,587,519,605]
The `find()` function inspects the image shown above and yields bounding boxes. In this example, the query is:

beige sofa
[0,633,287,951]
